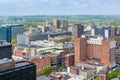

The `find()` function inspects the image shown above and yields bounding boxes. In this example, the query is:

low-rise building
[27,56,51,74]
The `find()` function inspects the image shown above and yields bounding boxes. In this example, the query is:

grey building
[72,24,84,38]
[17,28,48,44]
[0,41,12,59]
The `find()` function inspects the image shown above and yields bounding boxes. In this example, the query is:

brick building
[27,57,51,74]
[74,36,116,68]
[64,53,74,67]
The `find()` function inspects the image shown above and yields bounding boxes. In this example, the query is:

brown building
[64,53,74,67]
[27,56,51,74]
[74,36,116,68]
[53,19,61,30]
[53,19,68,30]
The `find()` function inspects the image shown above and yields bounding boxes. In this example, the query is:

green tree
[42,66,53,76]
[11,39,17,45]
[58,66,64,71]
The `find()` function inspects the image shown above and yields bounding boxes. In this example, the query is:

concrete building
[115,49,120,64]
[99,69,108,80]
[91,26,117,39]
[74,36,116,68]
[0,24,24,43]
[0,59,36,80]
[0,41,12,59]
[72,24,84,38]
[70,66,95,80]
[17,28,48,44]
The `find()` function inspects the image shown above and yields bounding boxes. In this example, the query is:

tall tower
[72,24,84,38]
[62,20,68,30]
[53,19,61,30]
[74,38,87,66]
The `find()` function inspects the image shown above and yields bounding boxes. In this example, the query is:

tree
[42,66,53,76]
[58,66,64,71]
[11,39,17,45]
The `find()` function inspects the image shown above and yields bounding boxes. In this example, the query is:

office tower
[62,20,68,30]
[72,24,84,38]
[53,19,61,30]
[0,60,36,80]
[0,40,12,59]
[74,36,116,68]
[0,24,24,43]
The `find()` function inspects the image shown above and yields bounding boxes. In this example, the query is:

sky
[0,0,120,15]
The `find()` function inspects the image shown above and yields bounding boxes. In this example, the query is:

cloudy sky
[0,0,120,15]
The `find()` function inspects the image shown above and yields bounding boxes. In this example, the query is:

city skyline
[0,0,120,16]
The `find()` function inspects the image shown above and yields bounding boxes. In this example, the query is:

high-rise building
[62,20,68,30]
[0,60,36,80]
[53,19,61,30]
[0,40,12,59]
[74,36,116,68]
[53,19,69,30]
[72,24,84,38]
[0,24,24,43]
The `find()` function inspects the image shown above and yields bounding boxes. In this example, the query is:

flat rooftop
[15,61,32,68]
[37,76,53,80]
[0,40,11,46]
[1,24,24,27]
[18,44,43,49]
[0,58,13,65]
[71,66,94,72]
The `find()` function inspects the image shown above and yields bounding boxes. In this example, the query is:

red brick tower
[74,38,87,66]
[101,40,116,67]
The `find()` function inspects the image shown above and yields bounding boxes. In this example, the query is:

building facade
[0,41,12,59]
[72,24,84,38]
[91,27,117,39]
[74,36,116,68]
[0,24,24,43]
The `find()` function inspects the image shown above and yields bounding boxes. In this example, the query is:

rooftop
[0,58,13,64]
[37,76,53,80]
[71,66,94,72]
[0,40,11,46]
[18,44,43,49]
[1,24,24,28]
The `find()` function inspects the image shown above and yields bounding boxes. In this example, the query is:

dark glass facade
[0,44,12,59]
[0,62,36,80]
[0,24,24,43]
